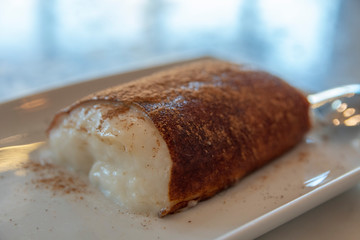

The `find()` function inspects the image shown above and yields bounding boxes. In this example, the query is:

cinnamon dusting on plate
[22,160,89,196]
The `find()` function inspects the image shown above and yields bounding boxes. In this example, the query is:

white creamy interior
[48,102,172,216]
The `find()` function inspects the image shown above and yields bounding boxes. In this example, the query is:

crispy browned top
[48,59,311,216]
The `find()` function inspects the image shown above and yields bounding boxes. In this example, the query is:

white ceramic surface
[1,60,360,240]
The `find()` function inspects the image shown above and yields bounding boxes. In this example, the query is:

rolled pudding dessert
[46,60,311,217]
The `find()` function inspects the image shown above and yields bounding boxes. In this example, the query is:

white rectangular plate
[1,58,360,240]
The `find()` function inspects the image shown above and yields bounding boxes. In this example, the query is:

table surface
[1,0,360,239]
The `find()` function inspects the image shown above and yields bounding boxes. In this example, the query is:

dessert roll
[47,60,311,217]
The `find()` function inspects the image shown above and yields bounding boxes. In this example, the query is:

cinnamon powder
[23,160,89,196]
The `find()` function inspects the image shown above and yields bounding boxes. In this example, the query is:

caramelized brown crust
[48,60,311,216]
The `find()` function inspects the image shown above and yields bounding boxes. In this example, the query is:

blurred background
[0,0,359,102]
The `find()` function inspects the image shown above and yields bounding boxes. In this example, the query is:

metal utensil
[308,84,360,127]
